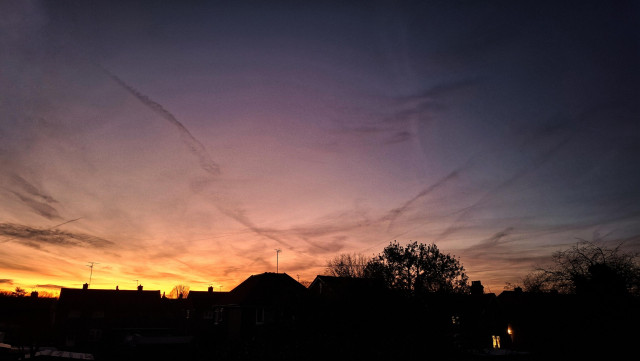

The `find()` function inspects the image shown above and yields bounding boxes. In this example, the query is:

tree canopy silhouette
[522,240,640,296]
[325,253,369,278]
[364,241,469,295]
[168,284,190,299]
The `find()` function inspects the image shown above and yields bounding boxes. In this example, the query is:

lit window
[492,335,501,349]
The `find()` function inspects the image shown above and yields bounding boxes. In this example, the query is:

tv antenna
[86,262,99,285]
[275,249,281,273]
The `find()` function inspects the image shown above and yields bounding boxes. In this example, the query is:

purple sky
[1,0,639,294]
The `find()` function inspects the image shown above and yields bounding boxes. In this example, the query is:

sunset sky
[1,0,639,296]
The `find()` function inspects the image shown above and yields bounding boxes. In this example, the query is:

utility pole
[275,249,281,273]
[86,262,99,286]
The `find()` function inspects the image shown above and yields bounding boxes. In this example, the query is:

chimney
[137,285,143,291]
[208,286,213,293]
[470,280,484,296]
[31,291,39,298]
[83,283,89,290]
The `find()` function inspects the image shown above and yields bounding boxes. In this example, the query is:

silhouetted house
[187,286,230,321]
[470,280,484,296]
[0,293,56,354]
[496,288,576,356]
[195,273,308,359]
[307,275,392,328]
[439,282,502,353]
[224,273,307,337]
[55,284,192,359]
[184,275,310,359]
[307,275,416,359]
[308,275,388,301]
[186,286,230,346]
[307,275,391,326]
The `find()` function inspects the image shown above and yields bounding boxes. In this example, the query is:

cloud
[9,191,61,220]
[35,284,64,290]
[0,259,39,272]
[400,79,480,103]
[2,172,62,220]
[103,68,222,178]
[384,131,412,144]
[0,222,113,249]
[9,174,57,203]
[382,169,460,231]
[434,133,573,242]
[466,227,515,252]
[215,205,297,250]
[327,80,478,146]
[0,279,13,285]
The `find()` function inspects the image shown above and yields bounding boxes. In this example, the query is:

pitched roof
[309,275,387,299]
[187,290,230,307]
[58,287,161,307]
[228,272,307,305]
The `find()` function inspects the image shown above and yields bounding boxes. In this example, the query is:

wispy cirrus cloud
[35,284,64,290]
[0,222,113,249]
[0,172,62,220]
[8,191,61,220]
[103,68,222,178]
[382,169,461,231]
[8,174,58,204]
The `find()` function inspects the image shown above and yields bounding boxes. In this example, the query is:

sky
[1,0,639,296]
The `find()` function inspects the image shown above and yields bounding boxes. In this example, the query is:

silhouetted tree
[365,241,469,295]
[325,252,370,278]
[524,239,640,295]
[12,287,26,297]
[0,289,12,297]
[34,290,57,298]
[168,284,190,299]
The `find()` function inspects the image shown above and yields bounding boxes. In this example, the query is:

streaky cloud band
[103,67,222,178]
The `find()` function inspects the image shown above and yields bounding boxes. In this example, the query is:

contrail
[0,218,82,243]
[51,218,82,229]
[382,169,460,231]
[434,135,573,242]
[216,205,296,250]
[104,68,221,177]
